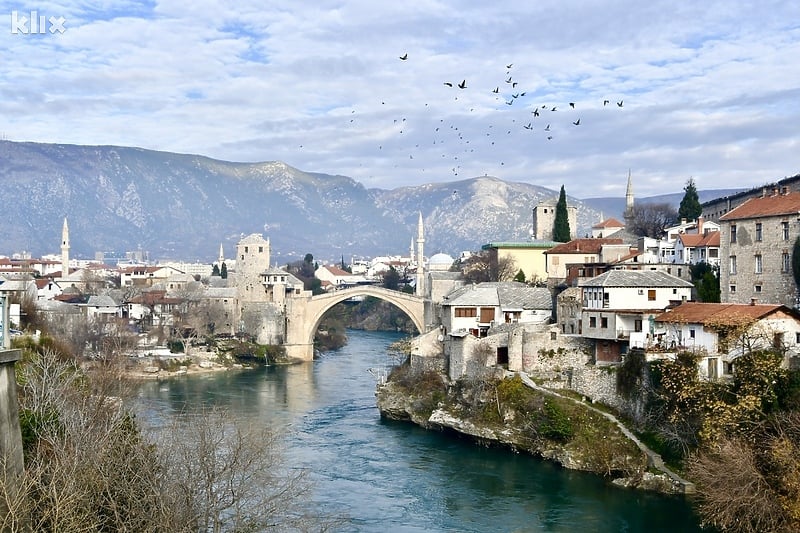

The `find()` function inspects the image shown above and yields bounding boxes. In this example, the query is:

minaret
[218,243,224,265]
[624,169,634,225]
[61,218,70,276]
[415,212,425,297]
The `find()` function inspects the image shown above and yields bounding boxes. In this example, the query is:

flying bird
[399,53,408,60]
[505,76,513,83]
[458,80,467,89]
[492,87,499,93]
[532,109,539,117]
[443,82,453,87]
[506,63,513,69]
[569,102,575,108]
[523,123,533,130]
[544,124,551,131]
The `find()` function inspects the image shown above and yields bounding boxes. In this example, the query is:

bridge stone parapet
[285,287,431,361]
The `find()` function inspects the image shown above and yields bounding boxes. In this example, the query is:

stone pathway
[517,371,696,494]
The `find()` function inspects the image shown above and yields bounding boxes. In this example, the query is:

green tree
[382,266,401,291]
[678,177,702,221]
[552,185,571,242]
[690,262,720,303]
[211,264,220,277]
[220,262,228,279]
[513,269,526,283]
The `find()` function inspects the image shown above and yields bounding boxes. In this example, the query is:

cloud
[1,0,799,198]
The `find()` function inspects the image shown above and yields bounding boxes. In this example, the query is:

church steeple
[61,217,70,276]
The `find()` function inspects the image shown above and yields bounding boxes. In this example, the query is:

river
[135,329,704,532]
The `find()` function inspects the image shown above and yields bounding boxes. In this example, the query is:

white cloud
[1,0,799,197]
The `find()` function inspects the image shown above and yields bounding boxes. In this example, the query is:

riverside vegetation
[0,335,340,531]
[377,339,800,533]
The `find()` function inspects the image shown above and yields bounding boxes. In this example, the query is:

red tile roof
[719,191,800,221]
[678,231,720,247]
[654,302,793,325]
[546,238,624,255]
[592,218,624,229]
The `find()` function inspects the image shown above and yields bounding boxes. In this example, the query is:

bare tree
[627,202,678,238]
[1,346,335,532]
[461,250,517,283]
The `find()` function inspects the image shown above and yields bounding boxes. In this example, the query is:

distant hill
[0,140,732,263]
[581,190,747,222]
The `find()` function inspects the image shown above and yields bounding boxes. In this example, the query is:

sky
[1,1,800,199]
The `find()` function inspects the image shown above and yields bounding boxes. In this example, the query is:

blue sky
[2,0,800,198]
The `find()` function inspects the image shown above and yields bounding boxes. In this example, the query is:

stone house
[441,282,552,340]
[124,290,183,327]
[579,270,694,363]
[653,301,800,380]
[719,188,800,307]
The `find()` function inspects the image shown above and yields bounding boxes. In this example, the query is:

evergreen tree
[513,269,526,283]
[552,185,571,242]
[220,262,228,279]
[211,264,220,277]
[678,177,702,221]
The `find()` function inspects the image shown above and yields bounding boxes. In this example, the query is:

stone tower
[532,201,577,241]
[60,218,70,276]
[415,212,425,297]
[235,234,271,303]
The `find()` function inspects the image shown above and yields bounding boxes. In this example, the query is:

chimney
[772,187,779,196]
[697,216,704,234]
[750,297,758,306]
[782,186,789,195]
[761,187,767,198]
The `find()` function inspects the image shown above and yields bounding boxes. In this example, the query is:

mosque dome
[428,252,455,271]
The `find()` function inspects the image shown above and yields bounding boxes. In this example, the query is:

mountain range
[0,140,742,264]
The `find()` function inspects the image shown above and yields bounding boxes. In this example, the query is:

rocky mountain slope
[0,140,623,262]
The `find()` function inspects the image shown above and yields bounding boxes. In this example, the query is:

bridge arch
[285,286,428,360]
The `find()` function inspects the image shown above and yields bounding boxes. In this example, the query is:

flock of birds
[305,53,627,179]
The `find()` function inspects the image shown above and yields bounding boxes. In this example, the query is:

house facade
[653,302,800,380]
[481,241,554,285]
[441,282,552,338]
[719,189,800,307]
[579,270,694,362]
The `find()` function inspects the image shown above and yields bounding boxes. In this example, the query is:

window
[647,289,656,301]
[601,317,608,328]
[689,329,696,339]
[783,252,791,272]
[259,246,263,253]
[755,222,762,242]
[730,255,737,275]
[455,308,477,318]
[589,316,597,328]
[796,332,800,344]
[730,285,736,293]
[783,221,790,240]
[730,224,737,243]
[677,268,682,277]
[755,285,762,293]
[755,254,762,274]
[634,319,642,332]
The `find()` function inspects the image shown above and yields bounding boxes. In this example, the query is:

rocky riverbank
[376,367,690,494]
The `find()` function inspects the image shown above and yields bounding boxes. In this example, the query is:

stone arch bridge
[284,286,431,361]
